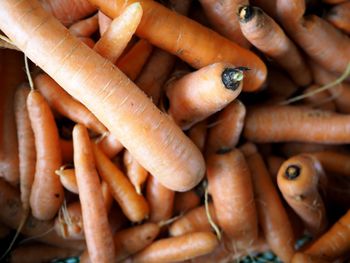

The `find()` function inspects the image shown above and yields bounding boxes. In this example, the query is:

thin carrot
[69,14,98,37]
[173,190,201,215]
[131,231,218,262]
[28,90,64,220]
[166,63,244,129]
[98,11,111,36]
[73,124,115,263]
[60,138,73,163]
[325,1,350,34]
[89,0,267,92]
[187,120,207,153]
[0,0,206,192]
[277,154,328,235]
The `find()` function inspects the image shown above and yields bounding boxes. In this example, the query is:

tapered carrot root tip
[285,165,301,180]
[239,6,256,23]
[221,68,245,90]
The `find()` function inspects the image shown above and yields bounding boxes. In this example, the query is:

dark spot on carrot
[285,165,301,180]
[221,68,243,91]
[146,235,152,240]
[216,147,232,154]
[239,6,255,23]
[54,193,60,198]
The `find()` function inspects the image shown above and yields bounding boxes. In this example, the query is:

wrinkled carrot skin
[0,0,206,192]
[311,151,350,177]
[301,84,336,112]
[131,232,218,263]
[146,175,174,222]
[73,124,115,263]
[28,90,64,220]
[304,209,350,261]
[277,155,327,235]
[92,144,149,222]
[169,204,218,236]
[207,149,258,247]
[90,0,267,92]
[206,100,246,154]
[60,138,74,163]
[188,120,207,153]
[325,1,350,34]
[69,14,98,37]
[0,179,85,250]
[97,133,123,159]
[241,143,295,262]
[244,105,350,144]
[199,0,251,48]
[173,190,201,214]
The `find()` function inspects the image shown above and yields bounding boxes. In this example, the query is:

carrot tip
[285,164,301,180]
[239,6,255,23]
[221,68,244,91]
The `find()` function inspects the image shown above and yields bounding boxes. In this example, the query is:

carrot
[27,90,64,220]
[310,151,350,177]
[206,100,246,154]
[123,149,149,195]
[78,37,95,48]
[322,0,349,5]
[131,231,218,262]
[277,154,327,235]
[146,175,175,223]
[250,0,278,20]
[279,142,343,158]
[304,209,350,261]
[93,3,143,64]
[169,204,218,236]
[266,155,285,182]
[101,180,113,212]
[187,120,207,153]
[275,0,305,30]
[0,0,206,192]
[69,14,98,37]
[199,0,251,48]
[325,1,350,34]
[116,39,153,81]
[166,63,244,130]
[239,5,312,87]
[241,143,295,262]
[173,190,201,215]
[89,0,267,92]
[73,124,115,263]
[168,0,193,16]
[244,105,350,144]
[10,243,80,263]
[291,252,328,263]
[35,73,107,134]
[92,143,150,222]
[97,133,123,158]
[301,84,336,111]
[98,11,112,36]
[60,138,74,163]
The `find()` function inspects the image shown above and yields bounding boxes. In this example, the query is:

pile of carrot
[0,0,349,262]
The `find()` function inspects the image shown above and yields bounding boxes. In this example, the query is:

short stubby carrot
[0,0,206,192]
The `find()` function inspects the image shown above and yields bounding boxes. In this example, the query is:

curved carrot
[73,124,115,263]
[69,14,98,37]
[28,90,64,220]
[325,1,350,34]
[0,0,206,192]
[173,190,201,215]
[166,63,243,129]
[199,0,250,48]
[301,84,336,111]
[131,232,218,262]
[187,120,207,153]
[277,154,327,235]
[89,0,267,92]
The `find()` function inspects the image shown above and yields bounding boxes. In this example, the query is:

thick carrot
[35,73,107,134]
[131,232,218,262]
[92,143,149,222]
[241,143,295,262]
[60,138,74,163]
[239,5,312,87]
[0,0,206,192]
[73,124,115,263]
[187,120,207,153]
[199,0,251,48]
[301,84,336,111]
[89,0,267,92]
[325,1,350,34]
[206,100,246,154]
[310,151,350,177]
[277,154,327,235]
[69,14,98,37]
[304,209,350,261]
[173,190,201,215]
[146,175,175,222]
[28,90,64,220]
[244,105,350,144]
[93,3,143,64]
[166,63,243,129]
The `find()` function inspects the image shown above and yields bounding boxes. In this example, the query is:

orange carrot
[60,138,74,163]
[0,0,206,192]
[131,232,218,262]
[166,63,244,129]
[301,84,336,111]
[325,1,350,34]
[265,66,298,100]
[73,124,115,263]
[279,142,343,158]
[291,252,328,263]
[187,120,207,153]
[101,180,113,212]
[92,143,149,222]
[89,0,267,92]
[173,190,201,215]
[310,151,350,177]
[69,14,98,37]
[28,90,64,220]
[98,11,112,35]
[266,155,285,182]
[97,133,123,159]
[56,167,78,193]
[275,0,305,30]
[78,37,95,48]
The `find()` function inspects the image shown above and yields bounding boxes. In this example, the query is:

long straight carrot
[73,124,115,263]
[0,0,205,192]
[89,0,267,92]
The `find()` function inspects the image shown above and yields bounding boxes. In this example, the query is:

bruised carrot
[239,5,312,87]
[146,175,174,223]
[28,90,64,220]
[73,124,115,263]
[241,143,295,262]
[325,1,350,34]
[187,120,207,153]
[97,133,123,158]
[60,138,73,163]
[301,84,336,111]
[173,190,201,215]
[244,105,350,144]
[207,149,258,247]
[206,100,246,154]
[93,3,143,64]
[69,14,98,37]
[123,149,148,195]
[0,0,206,192]
[131,232,218,262]
[92,144,149,222]
[98,11,112,35]
[89,0,267,92]
[116,39,153,81]
[277,155,327,235]
[166,63,244,129]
